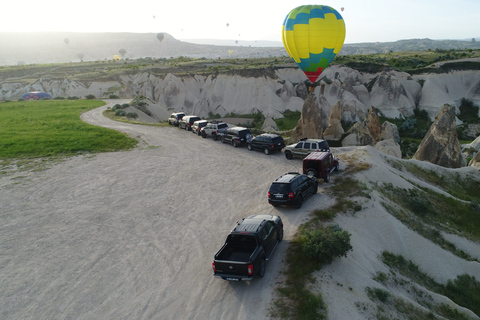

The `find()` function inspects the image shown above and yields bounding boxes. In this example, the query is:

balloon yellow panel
[282,5,346,83]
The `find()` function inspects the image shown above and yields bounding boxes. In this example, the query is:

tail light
[270,144,274,148]
[247,264,254,276]
[212,261,216,272]
[216,129,219,133]
[288,192,294,199]
[268,191,271,199]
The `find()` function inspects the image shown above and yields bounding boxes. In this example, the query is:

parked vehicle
[247,133,285,155]
[212,214,283,281]
[168,112,186,126]
[192,120,209,135]
[303,151,339,182]
[284,138,330,160]
[201,121,229,140]
[268,172,318,209]
[220,127,253,147]
[179,115,201,130]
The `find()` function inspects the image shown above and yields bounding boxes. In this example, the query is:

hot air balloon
[77,52,84,60]
[64,38,70,45]
[282,5,346,86]
[228,50,233,55]
[341,7,344,12]
[113,55,121,60]
[21,91,52,100]
[118,48,126,57]
[226,23,229,27]
[156,33,164,42]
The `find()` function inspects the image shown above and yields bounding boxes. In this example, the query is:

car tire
[313,182,318,195]
[213,133,218,141]
[296,195,303,209]
[258,257,266,277]
[335,163,339,171]
[247,144,252,151]
[278,228,284,242]
[324,173,330,183]
[285,151,293,160]
[221,136,225,143]
[264,148,270,155]
[306,168,317,178]
[233,140,238,147]
[202,131,207,138]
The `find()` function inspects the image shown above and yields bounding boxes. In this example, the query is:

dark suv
[220,127,253,147]
[247,133,285,155]
[268,172,318,209]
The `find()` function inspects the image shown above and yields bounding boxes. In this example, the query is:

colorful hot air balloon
[118,48,126,57]
[113,55,121,60]
[282,5,346,85]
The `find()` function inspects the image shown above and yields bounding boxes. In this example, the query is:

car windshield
[218,123,228,129]
[269,183,291,194]
[272,137,284,144]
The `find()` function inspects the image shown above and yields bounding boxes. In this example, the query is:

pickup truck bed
[216,243,256,261]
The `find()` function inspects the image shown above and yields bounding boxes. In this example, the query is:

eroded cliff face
[1,66,479,122]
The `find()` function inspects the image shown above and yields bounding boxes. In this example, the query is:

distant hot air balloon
[64,38,70,45]
[77,52,84,60]
[21,91,52,100]
[113,55,121,60]
[156,33,164,42]
[118,48,126,57]
[153,15,156,19]
[282,5,346,86]
[341,7,344,12]
[235,40,238,44]
[228,50,233,55]
[226,23,229,27]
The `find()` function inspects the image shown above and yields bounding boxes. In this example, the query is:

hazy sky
[2,0,478,44]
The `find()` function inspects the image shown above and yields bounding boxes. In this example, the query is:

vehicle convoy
[221,127,253,147]
[201,121,229,140]
[268,172,318,209]
[213,214,284,281]
[284,138,330,159]
[303,151,339,182]
[247,133,285,155]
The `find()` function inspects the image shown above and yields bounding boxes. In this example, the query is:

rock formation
[381,121,400,142]
[342,107,382,146]
[261,117,279,132]
[413,104,467,168]
[374,139,402,158]
[323,101,344,140]
[469,151,480,169]
[291,93,325,142]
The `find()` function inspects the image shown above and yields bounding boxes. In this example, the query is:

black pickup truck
[212,214,284,281]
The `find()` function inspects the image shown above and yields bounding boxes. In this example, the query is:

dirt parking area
[0,100,335,319]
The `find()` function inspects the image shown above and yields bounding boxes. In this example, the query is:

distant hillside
[1,32,480,66]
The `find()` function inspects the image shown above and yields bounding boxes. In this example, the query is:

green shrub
[300,226,352,264]
[366,287,390,303]
[67,96,79,100]
[115,109,127,116]
[126,112,138,118]
[108,94,119,99]
[85,94,96,100]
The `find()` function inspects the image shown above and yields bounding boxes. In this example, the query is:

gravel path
[0,100,334,319]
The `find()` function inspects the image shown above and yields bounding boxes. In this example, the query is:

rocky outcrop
[469,151,480,169]
[291,93,325,142]
[381,121,400,142]
[342,107,382,146]
[323,101,344,140]
[1,66,479,126]
[374,139,402,158]
[261,117,279,132]
[413,104,467,168]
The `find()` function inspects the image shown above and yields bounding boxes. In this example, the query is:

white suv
[284,138,330,160]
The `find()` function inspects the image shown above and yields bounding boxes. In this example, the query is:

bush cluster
[300,225,352,264]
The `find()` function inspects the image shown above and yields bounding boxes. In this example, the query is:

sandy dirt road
[0,100,335,320]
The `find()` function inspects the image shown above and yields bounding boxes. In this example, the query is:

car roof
[274,172,301,183]
[232,215,277,232]
[193,120,208,123]
[259,133,281,138]
[304,151,331,161]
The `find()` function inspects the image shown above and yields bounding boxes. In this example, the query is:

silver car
[284,138,330,160]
